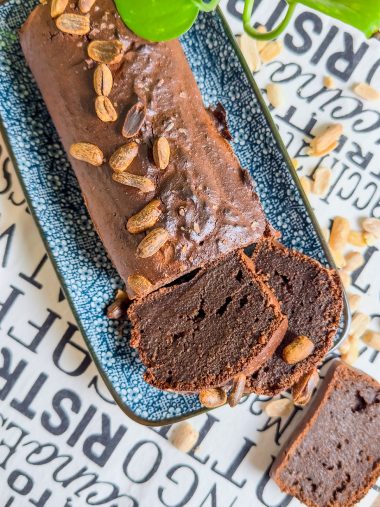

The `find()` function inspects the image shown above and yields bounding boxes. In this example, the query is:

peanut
[264,398,293,418]
[266,83,283,108]
[353,82,380,101]
[70,142,103,166]
[350,312,371,340]
[109,142,139,173]
[362,217,380,239]
[348,293,362,313]
[56,13,90,35]
[308,123,343,157]
[170,422,199,453]
[112,172,155,193]
[236,32,261,72]
[51,0,68,18]
[329,216,350,252]
[136,228,169,258]
[312,166,332,197]
[88,40,124,64]
[95,96,117,122]
[127,274,153,296]
[291,368,319,407]
[153,137,170,170]
[199,388,227,408]
[348,230,366,248]
[93,63,113,96]
[362,330,380,351]
[127,200,162,234]
[282,335,315,365]
[228,373,246,408]
[343,251,364,273]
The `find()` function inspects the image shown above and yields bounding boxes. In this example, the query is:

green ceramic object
[114,0,380,42]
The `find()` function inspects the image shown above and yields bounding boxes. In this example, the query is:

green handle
[243,0,297,40]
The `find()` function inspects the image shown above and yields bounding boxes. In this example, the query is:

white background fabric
[0,1,379,505]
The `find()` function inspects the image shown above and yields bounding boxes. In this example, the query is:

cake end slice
[128,250,287,393]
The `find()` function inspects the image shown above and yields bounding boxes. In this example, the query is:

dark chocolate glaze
[128,251,288,392]
[271,360,380,507]
[20,0,266,298]
[245,239,343,395]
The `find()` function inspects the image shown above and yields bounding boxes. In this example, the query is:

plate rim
[0,3,351,426]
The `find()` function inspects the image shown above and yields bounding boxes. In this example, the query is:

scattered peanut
[330,249,346,269]
[291,158,300,170]
[228,373,246,408]
[236,32,261,72]
[264,398,293,418]
[308,123,343,157]
[348,293,362,313]
[282,335,315,365]
[348,230,366,248]
[362,330,380,351]
[299,176,311,195]
[323,75,335,89]
[266,83,283,108]
[260,40,283,63]
[362,217,380,239]
[199,388,227,408]
[106,289,129,319]
[364,232,378,246]
[329,216,350,252]
[312,166,332,197]
[339,270,351,289]
[291,369,319,407]
[170,422,199,453]
[350,312,371,340]
[353,82,380,101]
[343,251,364,273]
[341,335,359,365]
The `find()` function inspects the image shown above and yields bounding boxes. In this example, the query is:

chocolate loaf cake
[245,239,343,396]
[271,360,380,507]
[128,251,288,392]
[20,0,266,299]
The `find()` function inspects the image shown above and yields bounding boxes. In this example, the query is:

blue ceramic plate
[0,0,350,425]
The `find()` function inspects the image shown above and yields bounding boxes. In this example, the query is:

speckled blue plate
[0,0,350,425]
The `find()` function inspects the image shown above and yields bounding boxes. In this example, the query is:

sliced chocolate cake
[128,251,288,392]
[245,239,343,396]
[271,360,380,507]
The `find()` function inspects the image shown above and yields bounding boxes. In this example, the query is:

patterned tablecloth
[0,0,379,505]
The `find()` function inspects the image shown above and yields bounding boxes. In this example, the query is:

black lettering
[189,413,219,464]
[211,437,255,488]
[0,420,29,469]
[67,405,97,447]
[8,309,60,353]
[53,324,92,376]
[0,286,24,325]
[284,12,322,54]
[41,389,81,436]
[83,414,127,467]
[11,373,48,419]
[29,490,52,507]
[19,254,48,289]
[353,182,377,211]
[256,457,292,506]
[123,440,162,483]
[326,33,368,81]
[0,347,27,401]
[0,223,15,268]
[158,464,199,507]
[7,469,33,495]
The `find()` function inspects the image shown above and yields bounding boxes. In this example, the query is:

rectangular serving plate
[0,0,350,425]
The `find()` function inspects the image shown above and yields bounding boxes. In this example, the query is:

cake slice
[245,239,343,396]
[128,251,288,392]
[271,360,380,507]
